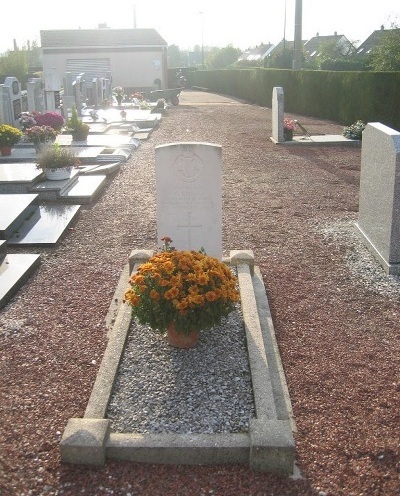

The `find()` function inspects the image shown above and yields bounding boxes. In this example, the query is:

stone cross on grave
[155,142,222,259]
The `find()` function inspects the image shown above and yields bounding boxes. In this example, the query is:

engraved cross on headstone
[177,212,202,249]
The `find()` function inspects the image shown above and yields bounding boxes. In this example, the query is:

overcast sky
[1,0,398,54]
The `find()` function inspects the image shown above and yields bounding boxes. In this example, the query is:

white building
[40,28,168,92]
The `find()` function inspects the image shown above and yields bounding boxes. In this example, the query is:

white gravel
[107,304,256,434]
[317,218,400,300]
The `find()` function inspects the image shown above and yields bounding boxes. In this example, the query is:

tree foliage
[167,44,183,68]
[265,45,295,69]
[369,28,400,71]
[205,45,242,69]
[0,49,29,86]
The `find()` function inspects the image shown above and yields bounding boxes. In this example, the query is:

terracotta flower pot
[0,146,12,156]
[167,322,199,349]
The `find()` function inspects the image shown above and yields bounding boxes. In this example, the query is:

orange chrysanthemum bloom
[191,294,204,306]
[164,287,179,300]
[150,289,160,300]
[132,274,145,285]
[197,273,209,286]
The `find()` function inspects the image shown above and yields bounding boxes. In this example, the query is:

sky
[0,0,399,54]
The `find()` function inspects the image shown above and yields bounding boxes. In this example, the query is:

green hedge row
[190,69,400,131]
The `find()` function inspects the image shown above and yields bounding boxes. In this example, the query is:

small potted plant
[113,86,125,106]
[0,124,23,156]
[24,125,59,153]
[124,237,240,348]
[18,111,37,130]
[34,111,65,132]
[151,98,166,114]
[343,120,366,140]
[283,118,295,141]
[66,106,90,142]
[36,143,80,180]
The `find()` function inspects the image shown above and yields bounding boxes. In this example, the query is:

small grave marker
[271,87,284,143]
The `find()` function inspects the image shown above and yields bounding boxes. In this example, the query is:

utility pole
[293,0,302,70]
[199,12,204,68]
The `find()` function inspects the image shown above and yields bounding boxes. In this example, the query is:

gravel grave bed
[108,305,256,435]
[0,90,399,495]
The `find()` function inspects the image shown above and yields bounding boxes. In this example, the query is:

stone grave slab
[0,146,36,162]
[7,204,81,245]
[56,134,140,149]
[72,146,106,159]
[96,148,132,163]
[155,142,222,259]
[0,194,38,239]
[133,132,151,141]
[0,163,42,193]
[29,170,80,200]
[0,252,41,309]
[60,175,107,204]
[86,123,110,134]
[82,108,160,126]
[79,163,121,176]
[284,135,361,146]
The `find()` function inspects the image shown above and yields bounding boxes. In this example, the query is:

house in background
[357,25,400,55]
[40,27,168,92]
[303,32,355,60]
[264,38,309,67]
[237,43,275,65]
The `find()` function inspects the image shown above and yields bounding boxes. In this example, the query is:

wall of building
[42,47,168,91]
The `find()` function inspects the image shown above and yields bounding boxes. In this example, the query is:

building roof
[304,33,344,54]
[271,38,308,53]
[40,28,167,48]
[357,26,400,55]
[303,33,355,57]
[238,43,275,62]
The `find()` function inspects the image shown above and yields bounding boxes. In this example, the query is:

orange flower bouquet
[124,238,240,335]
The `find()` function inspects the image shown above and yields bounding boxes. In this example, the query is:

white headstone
[355,122,400,275]
[271,86,284,143]
[155,142,222,259]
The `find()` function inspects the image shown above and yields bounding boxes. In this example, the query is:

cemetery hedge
[190,69,400,131]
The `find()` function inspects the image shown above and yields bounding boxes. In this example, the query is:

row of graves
[0,71,113,127]
[0,73,164,309]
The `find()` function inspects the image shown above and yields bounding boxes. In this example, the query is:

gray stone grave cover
[155,142,222,259]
